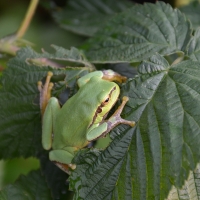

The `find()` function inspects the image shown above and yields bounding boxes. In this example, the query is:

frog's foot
[54,162,76,174]
[107,96,135,129]
[38,72,54,116]
[102,70,127,83]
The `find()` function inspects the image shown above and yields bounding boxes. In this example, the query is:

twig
[16,0,39,38]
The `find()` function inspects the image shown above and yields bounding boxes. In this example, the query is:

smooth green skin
[42,71,120,165]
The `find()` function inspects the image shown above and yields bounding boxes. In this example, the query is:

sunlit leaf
[167,163,200,199]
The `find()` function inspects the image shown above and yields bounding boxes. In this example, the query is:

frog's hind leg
[54,162,70,174]
[49,149,76,173]
[42,97,61,150]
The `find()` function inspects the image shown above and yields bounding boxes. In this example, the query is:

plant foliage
[51,0,133,37]
[0,170,51,200]
[81,2,192,63]
[1,1,200,199]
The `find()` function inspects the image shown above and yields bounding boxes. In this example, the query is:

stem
[16,0,39,38]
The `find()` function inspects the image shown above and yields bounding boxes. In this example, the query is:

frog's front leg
[87,96,135,141]
[38,71,54,116]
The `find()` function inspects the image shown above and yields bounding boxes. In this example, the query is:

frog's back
[52,76,118,149]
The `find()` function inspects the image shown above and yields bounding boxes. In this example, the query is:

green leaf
[187,27,200,61]
[51,0,133,37]
[179,1,200,31]
[26,45,92,68]
[70,55,200,199]
[0,170,51,200]
[0,47,89,159]
[82,2,192,63]
[39,151,70,199]
[167,163,200,199]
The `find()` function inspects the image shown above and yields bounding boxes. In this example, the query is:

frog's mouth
[88,86,119,128]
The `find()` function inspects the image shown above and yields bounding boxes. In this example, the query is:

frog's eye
[102,97,110,105]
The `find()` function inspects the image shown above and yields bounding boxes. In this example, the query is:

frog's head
[91,79,120,125]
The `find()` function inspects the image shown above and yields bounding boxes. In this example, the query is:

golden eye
[102,97,110,105]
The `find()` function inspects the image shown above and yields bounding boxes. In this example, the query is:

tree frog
[38,70,135,173]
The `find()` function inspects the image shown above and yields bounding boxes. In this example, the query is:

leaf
[187,27,200,61]
[167,163,200,199]
[109,62,138,78]
[0,170,51,200]
[0,47,89,159]
[82,2,192,63]
[70,55,200,199]
[70,128,135,200]
[51,0,133,37]
[179,1,200,31]
[26,45,92,68]
[39,151,70,199]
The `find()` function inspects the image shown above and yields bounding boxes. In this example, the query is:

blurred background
[0,0,193,190]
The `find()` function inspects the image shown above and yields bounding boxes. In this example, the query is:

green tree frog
[38,70,135,173]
